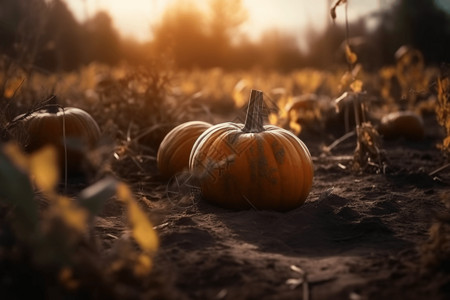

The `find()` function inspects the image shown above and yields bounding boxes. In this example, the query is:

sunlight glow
[63,0,390,45]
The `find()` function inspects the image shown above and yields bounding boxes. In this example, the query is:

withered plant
[436,70,450,159]
[328,0,385,172]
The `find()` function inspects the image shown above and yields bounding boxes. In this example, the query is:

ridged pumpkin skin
[16,107,101,174]
[378,111,425,140]
[157,121,212,179]
[189,91,313,211]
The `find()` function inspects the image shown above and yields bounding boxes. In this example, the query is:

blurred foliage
[0,142,159,298]
[0,0,120,72]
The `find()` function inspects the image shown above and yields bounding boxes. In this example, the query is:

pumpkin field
[1,0,450,299]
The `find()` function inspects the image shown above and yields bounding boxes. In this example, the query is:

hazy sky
[63,0,393,47]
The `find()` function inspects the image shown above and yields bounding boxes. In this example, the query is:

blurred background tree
[371,0,450,66]
[0,0,448,72]
[152,2,209,69]
[83,11,121,65]
[40,0,85,71]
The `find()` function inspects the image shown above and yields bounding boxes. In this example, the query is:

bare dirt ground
[1,110,449,300]
[110,112,450,300]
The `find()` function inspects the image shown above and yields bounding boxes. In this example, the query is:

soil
[119,112,450,300]
[2,110,450,300]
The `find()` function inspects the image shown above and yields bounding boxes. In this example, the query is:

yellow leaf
[350,80,363,93]
[2,143,29,171]
[58,267,79,290]
[134,253,153,277]
[232,79,250,107]
[268,113,278,125]
[345,44,357,65]
[53,195,89,233]
[288,110,302,135]
[29,146,59,192]
[339,71,352,91]
[3,77,24,98]
[116,183,159,253]
[444,136,450,149]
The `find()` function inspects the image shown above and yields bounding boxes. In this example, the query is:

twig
[323,130,355,152]
[3,95,59,131]
[429,163,450,176]
[61,106,68,192]
[289,265,309,300]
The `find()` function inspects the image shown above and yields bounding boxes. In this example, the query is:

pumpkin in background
[189,90,314,211]
[14,105,101,175]
[378,111,425,140]
[157,121,212,179]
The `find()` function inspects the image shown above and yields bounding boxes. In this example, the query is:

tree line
[0,0,448,72]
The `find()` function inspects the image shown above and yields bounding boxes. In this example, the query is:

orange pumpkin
[14,105,101,174]
[157,121,212,179]
[189,90,314,211]
[378,111,425,140]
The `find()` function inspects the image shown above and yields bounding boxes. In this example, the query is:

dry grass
[0,43,448,298]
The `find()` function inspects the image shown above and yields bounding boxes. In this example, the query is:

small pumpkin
[14,104,101,174]
[157,121,212,179]
[378,111,425,140]
[189,90,314,211]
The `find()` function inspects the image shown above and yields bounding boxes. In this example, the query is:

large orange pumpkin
[14,105,101,174]
[189,90,314,211]
[157,121,212,179]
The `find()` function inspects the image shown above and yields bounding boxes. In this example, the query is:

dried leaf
[116,183,159,253]
[436,76,450,156]
[3,77,24,98]
[288,110,302,135]
[345,44,358,65]
[330,7,337,20]
[353,122,385,172]
[350,80,363,93]
[330,0,346,20]
[58,267,80,290]
[134,253,153,276]
[2,143,29,171]
[29,146,59,192]
[339,71,353,92]
[444,136,450,149]
[233,78,250,107]
[268,112,278,125]
[51,195,89,234]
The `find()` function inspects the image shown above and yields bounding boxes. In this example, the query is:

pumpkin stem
[45,95,60,114]
[242,89,265,133]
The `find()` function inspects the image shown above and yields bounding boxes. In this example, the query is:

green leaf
[0,144,37,227]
